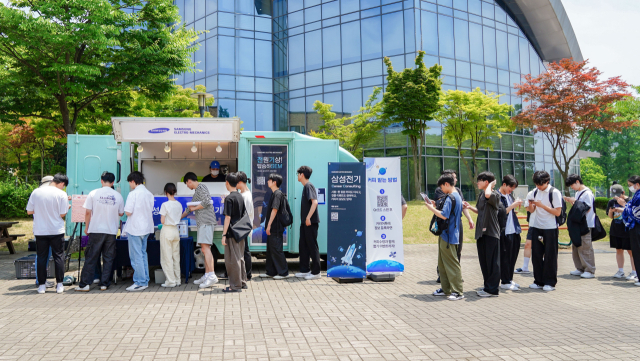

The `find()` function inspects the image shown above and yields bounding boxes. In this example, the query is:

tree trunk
[58,96,75,134]
[410,136,420,200]
[459,147,475,191]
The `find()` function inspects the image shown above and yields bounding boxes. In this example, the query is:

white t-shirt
[501,192,516,235]
[527,184,563,230]
[241,190,254,223]
[123,184,155,236]
[575,188,596,228]
[524,189,537,228]
[26,186,69,236]
[83,187,124,235]
[160,200,183,226]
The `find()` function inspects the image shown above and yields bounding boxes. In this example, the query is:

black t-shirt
[475,190,500,240]
[606,198,629,238]
[267,189,285,234]
[224,191,245,236]
[301,182,320,224]
[202,173,226,182]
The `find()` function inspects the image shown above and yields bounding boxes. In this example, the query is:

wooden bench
[517,215,568,231]
[0,222,20,254]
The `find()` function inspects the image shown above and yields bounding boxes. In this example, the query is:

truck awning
[111,117,241,143]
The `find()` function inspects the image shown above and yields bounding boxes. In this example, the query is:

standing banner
[365,157,405,273]
[71,195,88,223]
[327,162,367,279]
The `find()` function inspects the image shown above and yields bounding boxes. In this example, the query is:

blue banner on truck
[326,162,367,278]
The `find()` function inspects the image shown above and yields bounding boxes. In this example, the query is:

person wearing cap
[202,161,226,182]
[34,176,56,289]
[607,184,636,280]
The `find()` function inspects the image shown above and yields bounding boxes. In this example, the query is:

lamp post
[190,92,213,118]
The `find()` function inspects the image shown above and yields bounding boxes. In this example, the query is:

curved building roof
[497,0,583,63]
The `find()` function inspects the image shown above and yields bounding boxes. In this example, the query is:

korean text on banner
[327,162,367,278]
[71,195,88,223]
[365,157,405,273]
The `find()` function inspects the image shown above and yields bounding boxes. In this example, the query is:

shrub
[594,197,610,210]
[0,181,37,218]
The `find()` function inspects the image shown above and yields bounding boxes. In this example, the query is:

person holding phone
[498,175,523,291]
[607,184,635,280]
[564,174,597,279]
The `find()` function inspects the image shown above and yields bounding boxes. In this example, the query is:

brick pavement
[0,242,639,361]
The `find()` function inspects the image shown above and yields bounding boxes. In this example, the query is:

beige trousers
[224,237,247,290]
[160,225,181,285]
[572,230,596,274]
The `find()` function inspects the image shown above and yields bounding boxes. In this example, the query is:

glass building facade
[174,0,580,200]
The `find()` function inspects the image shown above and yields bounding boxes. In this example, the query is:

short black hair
[565,174,583,187]
[226,172,239,187]
[237,171,249,184]
[437,174,455,187]
[297,165,313,180]
[533,170,551,186]
[127,171,145,185]
[502,175,518,187]
[164,183,177,196]
[101,171,115,184]
[183,172,198,184]
[612,181,618,185]
[268,173,283,188]
[628,175,640,185]
[477,171,495,183]
[52,173,69,187]
[442,169,457,176]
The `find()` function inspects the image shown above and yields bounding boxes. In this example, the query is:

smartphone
[420,192,432,204]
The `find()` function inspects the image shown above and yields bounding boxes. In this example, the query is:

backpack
[526,186,567,226]
[276,191,293,228]
[429,194,456,236]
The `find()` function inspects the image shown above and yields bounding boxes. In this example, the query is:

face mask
[630,186,636,193]
[211,170,219,176]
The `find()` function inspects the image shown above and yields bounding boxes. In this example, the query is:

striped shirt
[192,184,217,226]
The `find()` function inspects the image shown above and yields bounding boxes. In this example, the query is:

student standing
[26,173,70,294]
[564,174,597,279]
[498,175,523,291]
[159,183,183,288]
[464,172,501,297]
[517,177,542,275]
[182,172,219,288]
[607,184,635,280]
[123,171,155,292]
[526,171,563,292]
[294,166,321,280]
[424,174,464,301]
[75,172,124,292]
[260,173,290,279]
[221,173,248,292]
[237,171,254,280]
[621,176,640,286]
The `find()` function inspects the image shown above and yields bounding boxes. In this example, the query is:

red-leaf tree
[513,59,635,194]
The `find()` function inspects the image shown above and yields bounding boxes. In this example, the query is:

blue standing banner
[327,162,367,279]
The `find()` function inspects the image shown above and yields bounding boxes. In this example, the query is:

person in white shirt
[123,171,155,291]
[159,183,184,288]
[26,173,70,294]
[564,174,597,279]
[526,170,563,292]
[75,172,124,292]
[34,175,56,289]
[517,188,538,274]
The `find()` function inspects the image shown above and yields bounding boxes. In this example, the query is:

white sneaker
[581,272,595,279]
[448,292,464,301]
[56,284,64,294]
[514,268,530,274]
[100,286,107,291]
[45,280,55,288]
[193,274,208,285]
[161,283,177,288]
[259,273,273,278]
[295,272,311,278]
[476,290,498,297]
[127,285,147,292]
[304,274,321,280]
[199,276,218,288]
[570,269,583,276]
[543,285,555,292]
[93,279,100,284]
[511,281,520,288]
[273,275,287,280]
[613,270,625,278]
[37,285,46,294]
[508,283,520,291]
[529,283,543,289]
[626,271,637,280]
[500,284,512,290]
[75,285,90,292]
[634,282,640,287]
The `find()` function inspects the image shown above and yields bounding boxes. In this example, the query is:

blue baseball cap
[210,161,220,169]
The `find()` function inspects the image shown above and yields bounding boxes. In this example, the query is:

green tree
[309,87,384,158]
[435,89,514,189]
[0,0,200,135]
[382,51,442,199]
[580,158,606,190]
[129,84,214,118]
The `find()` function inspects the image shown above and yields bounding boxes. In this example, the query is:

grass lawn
[0,218,33,253]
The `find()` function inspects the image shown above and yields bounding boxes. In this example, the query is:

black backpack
[277,191,293,228]
[429,194,456,236]
[526,186,567,226]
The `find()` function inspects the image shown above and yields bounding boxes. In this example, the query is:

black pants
[299,223,320,275]
[79,233,116,288]
[531,227,559,287]
[266,234,289,277]
[36,234,65,285]
[477,235,500,295]
[244,239,252,280]
[500,233,522,284]
[630,226,640,275]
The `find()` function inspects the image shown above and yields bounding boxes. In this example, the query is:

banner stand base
[332,277,364,284]
[367,273,396,282]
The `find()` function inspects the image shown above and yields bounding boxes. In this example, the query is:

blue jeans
[128,234,150,287]
[35,247,52,285]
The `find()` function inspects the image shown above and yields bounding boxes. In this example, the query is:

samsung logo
[148,128,170,134]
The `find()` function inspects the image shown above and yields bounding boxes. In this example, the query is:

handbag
[592,213,607,241]
[230,207,252,242]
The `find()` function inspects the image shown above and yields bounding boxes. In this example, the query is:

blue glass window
[205,75,216,91]
[236,0,254,14]
[185,0,194,24]
[218,12,234,28]
[305,30,322,70]
[206,37,217,77]
[323,1,340,18]
[438,15,454,58]
[440,57,455,76]
[324,92,342,112]
[471,63,484,81]
[237,100,255,130]
[508,34,519,73]
[485,66,497,83]
[219,75,235,90]
[454,18,469,61]
[206,0,217,14]
[519,37,530,75]
[510,72,520,87]
[341,21,361,63]
[237,76,255,92]
[483,26,496,67]
[343,89,363,115]
[529,45,539,77]
[305,0,321,8]
[255,40,271,77]
[343,63,362,81]
[382,12,404,56]
[196,0,206,20]
[195,18,205,32]
[437,0,452,7]
[306,70,323,87]
[289,35,305,74]
[495,5,507,23]
[496,30,508,69]
[342,0,360,14]
[305,5,321,23]
[361,0,381,10]
[469,22,483,64]
[323,26,341,67]
[482,2,493,19]
[453,0,467,11]
[498,69,509,86]
[289,0,303,13]
[289,10,304,28]
[324,66,342,83]
[195,42,206,80]
[206,13,217,29]
[256,102,273,131]
[256,17,271,32]
[219,0,234,12]
[236,14,254,30]
[218,36,235,74]
[362,59,382,77]
[256,77,272,93]
[421,11,438,55]
[218,99,236,118]
[456,60,470,79]
[468,0,481,15]
[404,10,415,53]
[362,16,382,60]
[290,73,305,89]
[237,38,254,76]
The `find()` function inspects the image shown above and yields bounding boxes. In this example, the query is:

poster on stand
[326,162,367,278]
[71,195,88,223]
[365,157,405,273]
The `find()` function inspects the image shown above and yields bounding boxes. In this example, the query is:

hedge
[594,197,610,210]
[0,181,37,218]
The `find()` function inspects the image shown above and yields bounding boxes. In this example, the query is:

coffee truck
[65,117,358,267]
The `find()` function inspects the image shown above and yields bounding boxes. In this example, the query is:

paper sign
[317,188,326,205]
[71,195,88,223]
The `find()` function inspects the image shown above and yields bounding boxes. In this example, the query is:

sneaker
[529,283,543,289]
[626,271,637,280]
[514,268,530,274]
[581,272,595,279]
[93,279,100,284]
[295,272,311,278]
[100,286,107,291]
[436,277,441,283]
[501,283,520,291]
[273,275,288,280]
[193,274,208,285]
[127,285,147,292]
[570,269,583,276]
[448,292,464,301]
[511,281,520,288]
[304,274,321,280]
[613,270,625,278]
[125,284,137,291]
[634,282,640,287]
[75,285,90,292]
[500,284,512,290]
[198,276,218,289]
[543,285,555,292]
[161,283,177,288]
[259,274,273,278]
[37,285,46,294]
[45,280,55,288]
[56,284,64,294]
[476,290,498,297]
[432,288,446,296]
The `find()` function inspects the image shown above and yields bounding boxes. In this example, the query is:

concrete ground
[0,241,638,361]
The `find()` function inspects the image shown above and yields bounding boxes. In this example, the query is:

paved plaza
[0,242,639,361]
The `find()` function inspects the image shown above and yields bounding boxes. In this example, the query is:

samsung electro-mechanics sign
[148,127,209,135]
[148,128,170,134]
[113,118,240,142]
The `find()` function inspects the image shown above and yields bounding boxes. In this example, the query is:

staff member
[202,161,226,182]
